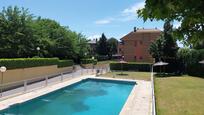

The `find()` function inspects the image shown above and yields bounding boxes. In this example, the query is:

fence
[0,66,110,99]
[151,66,156,115]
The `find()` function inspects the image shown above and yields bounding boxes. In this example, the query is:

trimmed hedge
[0,58,73,70]
[96,55,109,61]
[110,62,152,72]
[81,59,97,65]
[58,60,74,68]
[177,48,204,77]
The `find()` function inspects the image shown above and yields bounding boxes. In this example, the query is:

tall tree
[137,0,204,46]
[0,6,36,58]
[162,20,178,59]
[74,33,90,62]
[149,37,164,60]
[96,33,108,55]
[149,20,178,61]
[0,6,89,60]
[107,37,118,59]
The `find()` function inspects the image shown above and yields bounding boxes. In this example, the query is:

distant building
[88,39,97,55]
[118,27,161,62]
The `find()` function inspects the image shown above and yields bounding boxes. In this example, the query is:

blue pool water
[0,78,135,115]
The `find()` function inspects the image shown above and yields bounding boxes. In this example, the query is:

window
[140,41,143,45]
[134,56,137,60]
[134,41,137,47]
[139,56,143,60]
[121,40,125,45]
[119,48,121,52]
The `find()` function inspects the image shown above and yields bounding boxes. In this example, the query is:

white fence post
[24,80,27,92]
[61,73,63,82]
[45,76,48,86]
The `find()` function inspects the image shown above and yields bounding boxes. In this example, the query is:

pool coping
[0,75,152,115]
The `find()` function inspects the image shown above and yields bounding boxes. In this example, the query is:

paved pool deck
[0,75,152,115]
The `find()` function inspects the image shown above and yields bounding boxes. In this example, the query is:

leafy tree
[0,6,90,61]
[74,33,90,62]
[149,37,164,60]
[149,20,177,61]
[194,40,204,49]
[162,20,178,59]
[107,38,118,59]
[96,33,108,55]
[150,21,179,73]
[0,6,37,58]
[137,0,204,45]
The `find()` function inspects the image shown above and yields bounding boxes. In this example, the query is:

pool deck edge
[120,80,152,115]
[0,75,152,115]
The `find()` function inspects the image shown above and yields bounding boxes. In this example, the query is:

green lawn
[155,75,204,115]
[103,71,204,115]
[101,71,151,81]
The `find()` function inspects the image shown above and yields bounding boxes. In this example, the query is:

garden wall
[2,65,73,84]
[110,62,152,72]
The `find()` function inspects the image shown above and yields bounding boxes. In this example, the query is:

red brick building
[118,27,161,62]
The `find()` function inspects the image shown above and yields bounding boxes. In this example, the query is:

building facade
[88,39,97,55]
[118,27,161,62]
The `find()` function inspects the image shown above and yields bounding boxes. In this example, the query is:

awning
[199,60,204,64]
[119,60,127,64]
[153,61,169,66]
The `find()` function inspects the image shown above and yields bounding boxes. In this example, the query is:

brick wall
[118,29,161,62]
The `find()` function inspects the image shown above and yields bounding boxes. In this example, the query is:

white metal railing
[151,66,156,115]
[0,66,110,99]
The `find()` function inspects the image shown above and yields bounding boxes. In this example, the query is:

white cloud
[87,34,101,40]
[122,2,145,15]
[94,18,114,25]
[94,2,145,24]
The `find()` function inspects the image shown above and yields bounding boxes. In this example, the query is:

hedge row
[0,58,73,69]
[110,62,152,72]
[96,55,109,61]
[81,59,97,65]
[58,60,74,68]
[177,48,204,77]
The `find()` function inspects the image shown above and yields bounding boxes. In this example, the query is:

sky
[0,0,182,46]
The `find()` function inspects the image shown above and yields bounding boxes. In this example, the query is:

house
[88,39,97,55]
[118,27,161,62]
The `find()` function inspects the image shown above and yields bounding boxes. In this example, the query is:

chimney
[134,27,137,32]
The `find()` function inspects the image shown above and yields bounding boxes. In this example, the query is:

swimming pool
[0,78,135,115]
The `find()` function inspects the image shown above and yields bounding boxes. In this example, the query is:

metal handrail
[0,67,109,99]
[151,66,156,115]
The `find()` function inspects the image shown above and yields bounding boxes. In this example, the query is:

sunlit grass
[155,76,204,115]
[101,71,151,81]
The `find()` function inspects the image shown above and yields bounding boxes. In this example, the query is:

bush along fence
[177,48,204,77]
[110,62,152,72]
[81,58,97,65]
[58,60,74,68]
[0,58,74,70]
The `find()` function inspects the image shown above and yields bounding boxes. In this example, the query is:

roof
[121,28,161,40]
[88,39,97,44]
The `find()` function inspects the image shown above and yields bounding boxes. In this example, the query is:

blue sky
[0,0,181,44]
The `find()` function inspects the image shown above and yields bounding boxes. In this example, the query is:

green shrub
[58,60,74,68]
[177,48,204,77]
[110,62,152,72]
[96,55,109,61]
[0,58,59,69]
[0,58,74,70]
[81,59,97,65]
